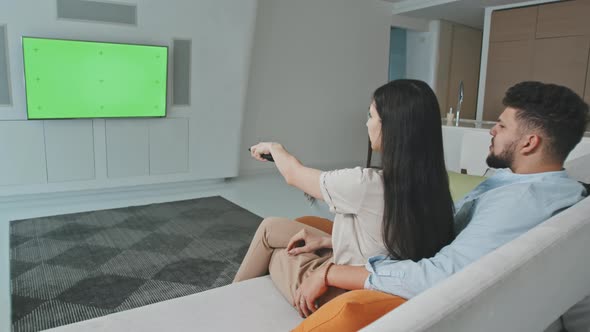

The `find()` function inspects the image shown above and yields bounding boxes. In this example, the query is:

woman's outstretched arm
[250,142,324,200]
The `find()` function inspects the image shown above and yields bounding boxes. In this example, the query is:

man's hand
[287,229,331,256]
[293,266,329,318]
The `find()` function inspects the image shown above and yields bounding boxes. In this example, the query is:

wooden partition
[484,0,590,126]
[437,21,482,119]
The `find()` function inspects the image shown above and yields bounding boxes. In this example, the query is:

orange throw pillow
[292,290,407,332]
[295,216,334,235]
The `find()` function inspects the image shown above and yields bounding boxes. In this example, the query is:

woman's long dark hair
[374,79,455,261]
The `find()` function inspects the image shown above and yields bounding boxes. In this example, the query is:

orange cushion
[291,290,407,332]
[295,216,333,235]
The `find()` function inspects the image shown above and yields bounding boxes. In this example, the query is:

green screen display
[22,37,168,119]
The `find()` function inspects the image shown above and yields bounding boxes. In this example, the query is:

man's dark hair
[503,81,589,162]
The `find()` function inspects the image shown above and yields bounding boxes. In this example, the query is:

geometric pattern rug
[9,196,262,332]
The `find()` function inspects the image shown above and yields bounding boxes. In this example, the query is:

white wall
[239,0,392,175]
[406,20,440,90]
[0,0,258,196]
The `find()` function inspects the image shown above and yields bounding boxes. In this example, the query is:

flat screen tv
[22,37,168,119]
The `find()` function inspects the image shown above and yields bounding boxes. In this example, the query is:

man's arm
[363,183,576,299]
[325,265,369,290]
[294,264,369,317]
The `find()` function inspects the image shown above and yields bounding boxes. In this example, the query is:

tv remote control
[248,148,274,162]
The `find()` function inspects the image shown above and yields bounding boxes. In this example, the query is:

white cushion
[565,152,590,184]
[566,140,590,165]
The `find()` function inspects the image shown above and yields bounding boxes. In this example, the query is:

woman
[233,79,455,318]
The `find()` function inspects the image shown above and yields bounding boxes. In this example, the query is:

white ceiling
[387,0,557,29]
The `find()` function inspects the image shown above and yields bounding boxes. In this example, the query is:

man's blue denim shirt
[364,168,587,299]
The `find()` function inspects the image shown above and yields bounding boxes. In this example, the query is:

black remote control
[248,148,274,162]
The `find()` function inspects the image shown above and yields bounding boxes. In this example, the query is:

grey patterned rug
[10,196,262,332]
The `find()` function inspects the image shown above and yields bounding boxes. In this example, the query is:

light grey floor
[0,172,333,332]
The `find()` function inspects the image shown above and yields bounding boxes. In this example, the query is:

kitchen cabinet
[536,0,590,38]
[436,21,482,119]
[483,40,533,121]
[484,0,590,123]
[447,24,482,120]
[532,36,590,97]
[490,6,537,42]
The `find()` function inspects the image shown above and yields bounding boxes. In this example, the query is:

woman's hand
[286,229,331,256]
[294,267,329,318]
[249,142,282,162]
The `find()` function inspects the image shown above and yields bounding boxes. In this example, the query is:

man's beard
[486,141,516,169]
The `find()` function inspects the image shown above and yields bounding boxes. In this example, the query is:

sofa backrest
[447,171,486,202]
[362,196,590,332]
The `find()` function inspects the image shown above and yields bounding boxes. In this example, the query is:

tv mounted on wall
[22,37,168,119]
